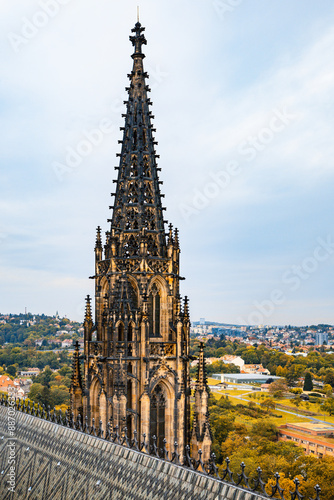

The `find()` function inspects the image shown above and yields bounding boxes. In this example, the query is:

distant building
[61,339,73,348]
[51,340,62,346]
[0,376,28,397]
[260,383,271,391]
[0,375,15,393]
[241,364,270,375]
[211,373,279,384]
[19,368,40,377]
[279,422,334,458]
[200,318,205,325]
[221,355,244,370]
[315,331,328,345]
[190,357,219,367]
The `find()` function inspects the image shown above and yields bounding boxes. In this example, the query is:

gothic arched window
[127,379,133,440]
[117,323,124,342]
[150,385,166,450]
[148,284,160,337]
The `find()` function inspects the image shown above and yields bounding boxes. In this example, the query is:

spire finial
[95,226,102,249]
[84,295,93,325]
[168,223,173,245]
[130,20,147,58]
[174,228,179,249]
[137,6,139,22]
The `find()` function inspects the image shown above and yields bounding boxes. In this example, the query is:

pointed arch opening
[126,378,133,440]
[127,322,135,356]
[148,283,160,337]
[90,377,100,425]
[150,384,166,450]
[127,322,133,341]
[117,322,124,341]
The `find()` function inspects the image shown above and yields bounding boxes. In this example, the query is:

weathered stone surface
[0,407,266,500]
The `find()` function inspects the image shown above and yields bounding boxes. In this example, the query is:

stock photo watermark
[52,118,114,182]
[52,65,168,182]
[212,0,244,21]
[6,387,16,493]
[237,235,334,326]
[179,106,296,221]
[8,0,74,53]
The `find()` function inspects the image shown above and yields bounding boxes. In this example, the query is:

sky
[1,0,334,326]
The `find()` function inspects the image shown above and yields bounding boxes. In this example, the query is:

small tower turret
[191,342,212,462]
[70,341,83,419]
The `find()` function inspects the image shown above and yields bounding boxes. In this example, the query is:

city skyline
[1,1,334,325]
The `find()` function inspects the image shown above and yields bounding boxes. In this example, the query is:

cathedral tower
[71,21,194,453]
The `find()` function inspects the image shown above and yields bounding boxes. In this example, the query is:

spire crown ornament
[95,226,102,249]
[130,22,147,59]
[84,295,93,326]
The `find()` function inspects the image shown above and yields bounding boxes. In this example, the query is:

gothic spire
[95,226,102,250]
[191,341,212,461]
[196,342,208,391]
[84,295,93,327]
[183,296,190,323]
[109,22,167,259]
[71,341,82,390]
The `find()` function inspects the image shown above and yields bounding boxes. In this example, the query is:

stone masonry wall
[0,406,266,500]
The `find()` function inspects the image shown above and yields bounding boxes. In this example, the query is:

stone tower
[71,21,196,454]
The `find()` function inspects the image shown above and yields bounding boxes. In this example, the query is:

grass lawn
[211,388,250,397]
[211,388,334,425]
[207,377,222,386]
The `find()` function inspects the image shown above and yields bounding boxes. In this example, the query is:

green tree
[28,383,44,402]
[40,385,54,408]
[220,431,247,458]
[292,397,301,408]
[321,398,334,416]
[6,365,17,377]
[324,371,334,388]
[323,384,333,397]
[210,414,235,445]
[50,385,70,406]
[35,366,53,386]
[250,421,278,441]
[260,398,276,410]
[303,372,313,391]
[303,455,334,500]
[58,364,72,377]
[268,378,287,398]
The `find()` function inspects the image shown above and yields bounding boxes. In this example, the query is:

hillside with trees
[0,313,82,346]
[209,394,334,500]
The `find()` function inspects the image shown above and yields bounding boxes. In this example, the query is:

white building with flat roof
[212,373,280,384]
